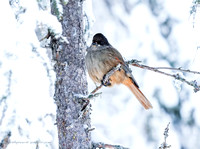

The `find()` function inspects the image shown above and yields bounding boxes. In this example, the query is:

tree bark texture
[51,1,91,148]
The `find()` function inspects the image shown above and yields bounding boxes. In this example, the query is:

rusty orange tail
[123,78,153,110]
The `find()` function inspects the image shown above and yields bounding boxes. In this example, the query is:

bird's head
[92,33,110,46]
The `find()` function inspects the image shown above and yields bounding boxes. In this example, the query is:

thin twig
[39,29,51,41]
[154,67,200,75]
[159,122,171,149]
[81,85,103,111]
[127,60,200,92]
[39,28,69,43]
[91,84,103,94]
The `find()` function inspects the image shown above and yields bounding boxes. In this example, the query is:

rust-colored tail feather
[123,78,153,110]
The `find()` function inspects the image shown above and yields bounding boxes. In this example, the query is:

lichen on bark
[51,0,91,148]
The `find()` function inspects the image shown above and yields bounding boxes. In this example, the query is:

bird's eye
[92,42,97,45]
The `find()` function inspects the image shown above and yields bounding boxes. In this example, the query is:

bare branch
[154,67,200,75]
[127,59,200,92]
[80,85,102,111]
[91,85,103,95]
[159,122,171,149]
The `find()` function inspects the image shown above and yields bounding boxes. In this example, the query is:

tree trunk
[51,1,91,148]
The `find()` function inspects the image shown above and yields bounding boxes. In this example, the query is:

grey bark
[51,1,91,149]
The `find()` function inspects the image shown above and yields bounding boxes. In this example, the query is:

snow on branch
[39,28,69,61]
[40,28,69,44]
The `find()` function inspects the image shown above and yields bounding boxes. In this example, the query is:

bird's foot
[101,74,111,86]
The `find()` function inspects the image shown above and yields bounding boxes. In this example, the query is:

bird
[85,33,152,109]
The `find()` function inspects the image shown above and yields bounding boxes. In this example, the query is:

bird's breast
[86,50,110,83]
[85,48,125,85]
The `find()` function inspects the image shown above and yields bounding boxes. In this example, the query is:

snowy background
[1,0,200,149]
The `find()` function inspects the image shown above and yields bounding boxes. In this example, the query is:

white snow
[1,0,200,149]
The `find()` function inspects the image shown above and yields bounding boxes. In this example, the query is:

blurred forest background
[1,0,200,149]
